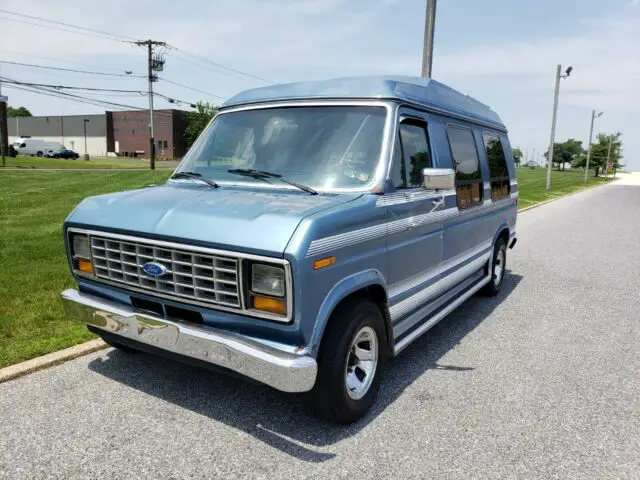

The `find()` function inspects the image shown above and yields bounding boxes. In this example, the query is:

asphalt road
[1,176,639,479]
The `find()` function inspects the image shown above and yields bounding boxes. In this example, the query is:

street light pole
[584,110,602,183]
[546,64,572,191]
[421,0,437,78]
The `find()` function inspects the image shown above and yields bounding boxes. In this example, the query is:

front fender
[308,269,387,355]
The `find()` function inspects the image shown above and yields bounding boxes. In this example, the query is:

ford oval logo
[142,262,168,277]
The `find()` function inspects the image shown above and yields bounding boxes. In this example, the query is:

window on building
[447,125,483,209]
[390,119,432,189]
[163,140,168,149]
[483,133,510,201]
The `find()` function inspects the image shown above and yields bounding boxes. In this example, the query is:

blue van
[61,76,517,423]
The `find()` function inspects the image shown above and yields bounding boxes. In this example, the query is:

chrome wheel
[344,326,378,400]
[493,247,505,286]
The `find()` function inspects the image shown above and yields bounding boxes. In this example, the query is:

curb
[0,339,107,384]
[517,179,615,213]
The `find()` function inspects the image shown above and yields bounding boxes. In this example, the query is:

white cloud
[0,0,638,168]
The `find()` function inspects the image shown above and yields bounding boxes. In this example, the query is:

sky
[1,0,638,170]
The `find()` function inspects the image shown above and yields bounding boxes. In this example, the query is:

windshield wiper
[171,171,219,188]
[227,168,317,195]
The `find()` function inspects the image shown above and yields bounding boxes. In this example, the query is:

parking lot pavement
[1,179,639,479]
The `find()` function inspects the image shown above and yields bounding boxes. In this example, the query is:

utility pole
[421,0,437,78]
[83,118,90,161]
[546,64,572,191]
[584,110,602,183]
[604,134,613,181]
[135,40,166,170]
[0,76,7,167]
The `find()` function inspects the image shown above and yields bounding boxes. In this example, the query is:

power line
[0,9,135,42]
[0,47,143,75]
[157,77,226,101]
[4,83,179,117]
[0,15,131,43]
[0,76,145,94]
[0,60,143,78]
[3,76,197,107]
[4,83,148,111]
[168,52,260,84]
[168,46,272,83]
[0,9,272,87]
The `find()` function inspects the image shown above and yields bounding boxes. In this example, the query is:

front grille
[90,236,241,308]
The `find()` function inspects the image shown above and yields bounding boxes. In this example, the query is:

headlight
[72,234,91,259]
[251,264,285,297]
[69,233,93,274]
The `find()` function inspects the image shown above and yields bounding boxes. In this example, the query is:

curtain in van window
[446,126,483,209]
[482,134,511,200]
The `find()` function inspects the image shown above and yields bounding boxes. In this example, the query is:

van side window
[483,134,510,201]
[391,120,431,189]
[446,125,483,209]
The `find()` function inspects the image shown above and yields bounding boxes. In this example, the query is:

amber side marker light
[313,256,336,270]
[77,259,93,274]
[253,296,287,316]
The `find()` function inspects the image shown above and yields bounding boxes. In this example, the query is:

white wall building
[8,114,108,157]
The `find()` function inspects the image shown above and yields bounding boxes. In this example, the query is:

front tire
[36,151,43,157]
[310,298,386,424]
[480,238,507,296]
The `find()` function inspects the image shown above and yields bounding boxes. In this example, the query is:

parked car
[47,148,80,159]
[12,138,64,157]
[61,76,518,423]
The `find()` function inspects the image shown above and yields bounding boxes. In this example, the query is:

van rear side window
[446,125,483,209]
[483,134,510,201]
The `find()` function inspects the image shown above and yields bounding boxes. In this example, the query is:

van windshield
[175,105,387,191]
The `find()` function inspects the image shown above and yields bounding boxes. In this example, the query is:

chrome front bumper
[60,289,317,393]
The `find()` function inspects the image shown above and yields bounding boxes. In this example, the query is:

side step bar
[393,274,491,355]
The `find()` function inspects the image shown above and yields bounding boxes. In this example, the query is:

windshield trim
[171,100,394,194]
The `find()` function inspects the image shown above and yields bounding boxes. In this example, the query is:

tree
[573,133,623,177]
[185,101,218,148]
[7,106,32,117]
[512,147,522,166]
[544,138,585,171]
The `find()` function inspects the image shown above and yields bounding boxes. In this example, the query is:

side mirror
[423,168,455,190]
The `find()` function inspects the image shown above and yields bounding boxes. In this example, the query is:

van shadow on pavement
[88,273,523,463]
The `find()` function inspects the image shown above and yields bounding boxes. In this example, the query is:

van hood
[66,183,359,256]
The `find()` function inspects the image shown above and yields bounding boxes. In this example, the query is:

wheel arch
[309,270,392,358]
[492,223,510,247]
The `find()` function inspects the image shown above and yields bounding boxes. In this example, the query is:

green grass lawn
[516,167,607,208]
[0,170,171,368]
[2,155,179,170]
[0,167,609,368]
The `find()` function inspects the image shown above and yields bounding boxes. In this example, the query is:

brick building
[8,109,189,159]
[106,109,188,159]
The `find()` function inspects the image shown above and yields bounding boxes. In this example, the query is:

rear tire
[310,298,386,424]
[36,151,43,157]
[480,238,507,296]
[102,338,138,353]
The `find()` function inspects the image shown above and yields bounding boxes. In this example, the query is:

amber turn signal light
[253,296,286,316]
[77,259,93,274]
[313,256,336,270]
